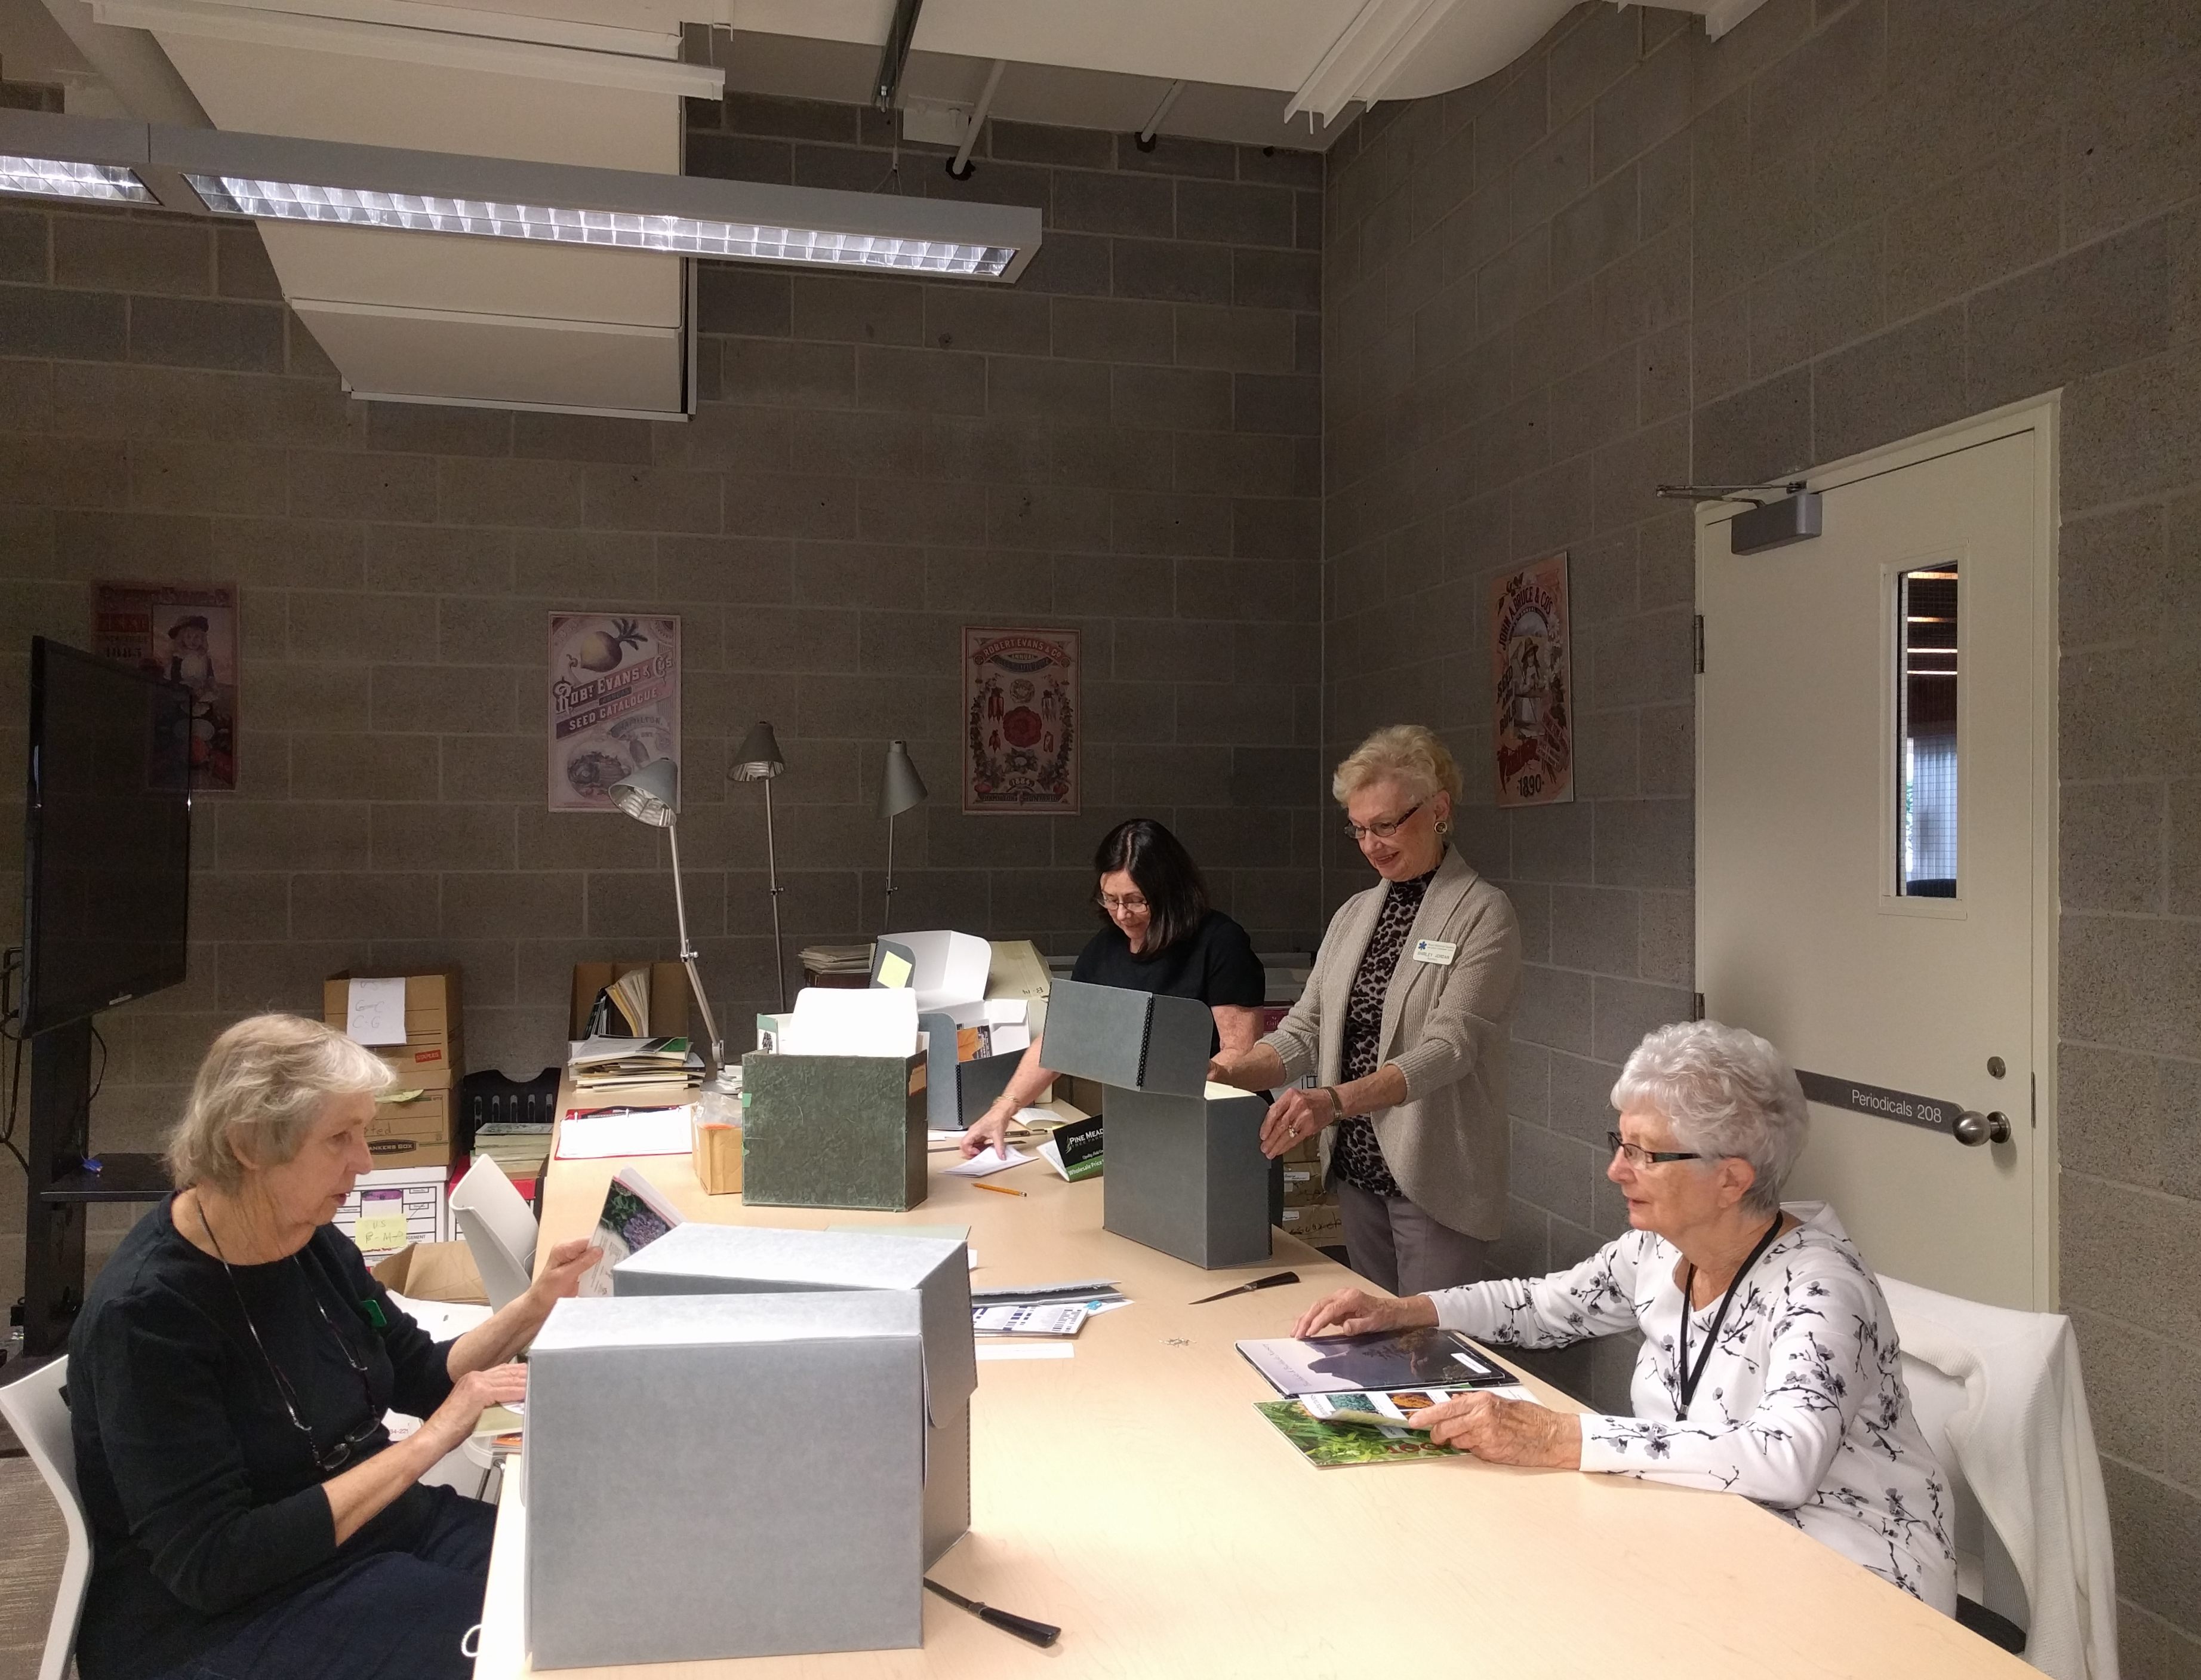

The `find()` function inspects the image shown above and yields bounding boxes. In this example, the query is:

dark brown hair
[1093,818,1211,956]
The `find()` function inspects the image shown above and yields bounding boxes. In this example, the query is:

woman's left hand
[528,1238,601,1305]
[1258,1087,1335,1159]
[1414,1392,1583,1468]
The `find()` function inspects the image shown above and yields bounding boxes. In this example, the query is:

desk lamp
[877,739,928,933]
[608,759,732,1093]
[729,720,789,1010]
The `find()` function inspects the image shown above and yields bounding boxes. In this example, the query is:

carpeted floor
[0,1413,69,1680]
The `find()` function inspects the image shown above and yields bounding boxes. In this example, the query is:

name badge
[1412,939,1457,967]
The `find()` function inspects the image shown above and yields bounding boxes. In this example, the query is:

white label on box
[346,977,408,1046]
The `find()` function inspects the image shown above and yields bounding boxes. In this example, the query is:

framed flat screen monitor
[20,637,193,1036]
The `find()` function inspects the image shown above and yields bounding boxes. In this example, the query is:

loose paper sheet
[974,1301,1087,1336]
[780,987,921,1057]
[555,1107,694,1160]
[944,1145,1031,1179]
[346,977,407,1046]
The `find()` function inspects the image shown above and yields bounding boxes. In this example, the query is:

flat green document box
[741,1051,929,1211]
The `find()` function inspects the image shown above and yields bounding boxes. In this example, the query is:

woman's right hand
[1292,1287,1439,1339]
[415,1363,529,1459]
[959,1104,1013,1159]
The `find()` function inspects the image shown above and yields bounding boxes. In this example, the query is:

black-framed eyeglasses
[1098,891,1149,912]
[1344,800,1424,842]
[1606,1130,1703,1167]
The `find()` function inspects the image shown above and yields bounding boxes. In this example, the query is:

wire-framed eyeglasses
[1344,800,1424,842]
[1098,892,1149,913]
[1606,1130,1704,1167]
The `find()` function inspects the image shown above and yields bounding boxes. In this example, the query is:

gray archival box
[1042,979,1275,1269]
[525,1291,925,1667]
[613,1223,977,1563]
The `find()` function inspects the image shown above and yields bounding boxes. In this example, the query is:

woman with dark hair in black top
[958,817,1267,1157]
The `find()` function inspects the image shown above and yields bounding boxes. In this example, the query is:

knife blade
[923,1578,1061,1647]
[1188,1269,1300,1305]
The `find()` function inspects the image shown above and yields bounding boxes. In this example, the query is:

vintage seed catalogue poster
[1490,552,1574,808]
[548,612,681,813]
[963,626,1079,816]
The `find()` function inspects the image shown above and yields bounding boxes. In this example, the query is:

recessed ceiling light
[184,174,1018,276]
[1,153,155,203]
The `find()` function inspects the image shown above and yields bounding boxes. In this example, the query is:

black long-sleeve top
[66,1196,458,1680]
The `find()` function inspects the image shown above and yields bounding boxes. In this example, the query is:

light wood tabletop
[470,1081,2025,1680]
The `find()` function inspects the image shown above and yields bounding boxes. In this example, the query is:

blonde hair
[1331,724,1466,808]
[167,1014,395,1192]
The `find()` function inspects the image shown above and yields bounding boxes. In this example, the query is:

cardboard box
[333,1164,448,1259]
[613,1224,974,1564]
[364,1087,452,1168]
[527,1292,926,1667]
[568,960,689,1041]
[693,1115,743,1195]
[1282,1163,1327,1206]
[370,1240,488,1305]
[1280,1201,1345,1247]
[325,969,465,1093]
[741,1051,928,1212]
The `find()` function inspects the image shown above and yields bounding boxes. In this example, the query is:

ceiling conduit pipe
[946,57,1004,180]
[1132,78,1184,151]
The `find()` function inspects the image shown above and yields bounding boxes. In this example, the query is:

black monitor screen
[21,638,193,1035]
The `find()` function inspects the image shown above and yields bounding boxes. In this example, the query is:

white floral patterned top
[1427,1202,1956,1611]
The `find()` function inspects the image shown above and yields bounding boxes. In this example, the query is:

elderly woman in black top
[69,1014,598,1680]
[1212,725,1521,1294]
[960,817,1266,1157]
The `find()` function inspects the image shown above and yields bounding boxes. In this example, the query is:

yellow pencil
[971,1180,1026,1197]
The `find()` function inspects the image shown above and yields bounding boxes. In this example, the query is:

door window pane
[1898,565,1957,897]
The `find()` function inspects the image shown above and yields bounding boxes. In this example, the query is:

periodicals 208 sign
[963,627,1079,816]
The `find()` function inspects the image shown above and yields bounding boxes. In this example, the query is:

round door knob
[1954,1110,2012,1147]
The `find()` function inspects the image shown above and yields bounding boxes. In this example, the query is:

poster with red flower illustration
[1490,553,1574,808]
[963,627,1079,816]
[547,613,681,813]
[94,580,241,792]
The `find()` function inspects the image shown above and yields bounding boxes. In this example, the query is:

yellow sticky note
[353,1199,408,1253]
[876,950,913,990]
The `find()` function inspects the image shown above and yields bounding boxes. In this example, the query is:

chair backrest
[450,1153,539,1311]
[0,1358,93,1680]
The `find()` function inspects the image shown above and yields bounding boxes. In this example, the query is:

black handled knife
[924,1578,1061,1647]
[1188,1269,1300,1305]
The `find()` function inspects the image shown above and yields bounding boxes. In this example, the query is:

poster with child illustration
[93,581,241,792]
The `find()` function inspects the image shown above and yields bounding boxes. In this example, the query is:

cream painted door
[1695,410,2057,1310]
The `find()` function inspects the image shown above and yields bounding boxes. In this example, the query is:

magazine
[1235,1327,1512,1395]
[578,1166,684,1296]
[1255,1381,1536,1469]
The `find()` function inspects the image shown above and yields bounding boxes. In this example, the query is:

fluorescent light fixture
[184,174,1016,275]
[1,153,154,203]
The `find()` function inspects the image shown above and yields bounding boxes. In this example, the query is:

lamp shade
[609,758,679,827]
[878,740,928,820]
[730,720,786,783]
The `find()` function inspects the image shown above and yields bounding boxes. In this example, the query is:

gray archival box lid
[611,1223,977,1405]
[1040,978,1212,1096]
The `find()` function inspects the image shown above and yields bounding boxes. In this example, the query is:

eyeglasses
[1344,800,1424,842]
[1099,893,1149,912]
[1606,1131,1703,1167]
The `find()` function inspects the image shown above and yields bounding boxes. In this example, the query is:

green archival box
[740,1050,929,1212]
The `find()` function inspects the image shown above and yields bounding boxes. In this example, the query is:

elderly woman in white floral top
[1292,1020,1957,1611]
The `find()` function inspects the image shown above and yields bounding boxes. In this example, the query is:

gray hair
[1331,724,1466,808]
[166,1014,395,1192]
[1609,1021,1808,1218]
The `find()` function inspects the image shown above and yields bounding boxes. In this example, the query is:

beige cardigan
[1261,848,1522,1240]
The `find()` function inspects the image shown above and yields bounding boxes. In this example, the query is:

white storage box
[333,1164,448,1259]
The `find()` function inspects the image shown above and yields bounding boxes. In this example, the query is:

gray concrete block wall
[1324,1,2201,1660]
[0,100,1326,1301]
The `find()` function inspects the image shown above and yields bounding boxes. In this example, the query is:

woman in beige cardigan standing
[1211,725,1521,1294]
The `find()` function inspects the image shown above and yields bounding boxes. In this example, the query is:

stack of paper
[473,1121,552,1184]
[569,1036,703,1091]
[798,943,875,976]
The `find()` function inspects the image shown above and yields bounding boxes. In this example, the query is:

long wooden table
[472,1084,2026,1679]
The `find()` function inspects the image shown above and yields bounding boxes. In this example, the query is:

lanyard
[1675,1214,1786,1416]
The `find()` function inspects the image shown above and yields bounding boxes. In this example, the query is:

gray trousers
[1335,1178,1492,1298]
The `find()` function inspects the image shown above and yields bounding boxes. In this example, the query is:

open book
[578,1166,683,1296]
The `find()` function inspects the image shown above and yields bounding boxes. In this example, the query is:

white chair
[1,1358,91,1680]
[1880,1275,2120,1680]
[450,1153,538,1311]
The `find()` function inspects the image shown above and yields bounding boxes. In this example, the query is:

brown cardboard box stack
[322,969,466,1168]
[1277,1131,1343,1248]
